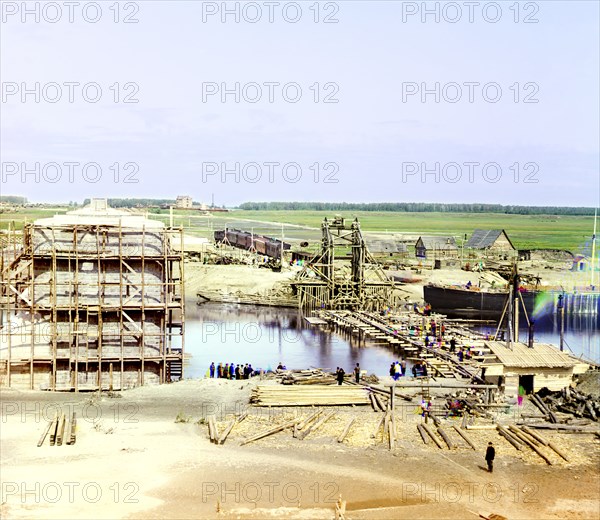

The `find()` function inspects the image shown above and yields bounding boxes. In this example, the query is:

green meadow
[1,207,594,253]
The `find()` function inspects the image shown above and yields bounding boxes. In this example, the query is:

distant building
[365,238,409,257]
[466,229,515,253]
[175,195,193,209]
[415,236,458,259]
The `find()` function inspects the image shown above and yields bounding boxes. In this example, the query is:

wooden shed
[415,236,458,259]
[481,341,589,396]
[466,229,515,252]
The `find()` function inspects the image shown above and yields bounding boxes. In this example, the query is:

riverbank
[1,378,598,519]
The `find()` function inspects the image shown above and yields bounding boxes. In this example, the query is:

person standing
[485,442,495,472]
[337,367,345,385]
[209,362,215,378]
[224,363,230,379]
[229,363,235,380]
[354,363,361,383]
[449,337,456,353]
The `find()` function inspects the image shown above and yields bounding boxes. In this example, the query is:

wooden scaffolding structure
[0,217,185,391]
[292,216,394,311]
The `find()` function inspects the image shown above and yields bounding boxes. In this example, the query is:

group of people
[209,362,254,380]
[389,360,407,380]
[335,363,361,385]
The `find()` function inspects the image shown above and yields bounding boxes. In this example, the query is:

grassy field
[1,207,594,252]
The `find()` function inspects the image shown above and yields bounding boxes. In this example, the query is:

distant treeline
[82,198,176,208]
[238,202,596,215]
[0,196,27,204]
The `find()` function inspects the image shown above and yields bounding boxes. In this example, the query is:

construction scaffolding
[0,200,185,391]
[292,216,395,311]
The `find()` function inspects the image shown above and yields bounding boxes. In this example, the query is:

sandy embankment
[1,378,599,520]
[183,261,593,306]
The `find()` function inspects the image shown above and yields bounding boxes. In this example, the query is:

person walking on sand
[485,442,495,472]
[354,363,361,383]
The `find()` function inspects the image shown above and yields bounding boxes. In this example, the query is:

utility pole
[558,294,565,351]
[592,209,597,288]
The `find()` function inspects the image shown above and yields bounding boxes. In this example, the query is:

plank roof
[466,229,513,249]
[485,341,577,368]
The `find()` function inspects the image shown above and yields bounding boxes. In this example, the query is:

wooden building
[481,341,589,395]
[466,229,516,253]
[415,236,458,259]
[0,199,185,391]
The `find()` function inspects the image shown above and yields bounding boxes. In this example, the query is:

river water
[184,303,599,378]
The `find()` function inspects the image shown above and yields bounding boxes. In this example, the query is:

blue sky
[1,0,599,206]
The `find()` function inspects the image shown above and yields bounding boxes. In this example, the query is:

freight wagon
[214,229,291,259]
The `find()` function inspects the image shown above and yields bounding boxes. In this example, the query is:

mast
[592,209,597,289]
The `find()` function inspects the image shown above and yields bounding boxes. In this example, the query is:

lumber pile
[38,412,76,447]
[250,385,371,406]
[280,369,337,385]
[532,388,600,423]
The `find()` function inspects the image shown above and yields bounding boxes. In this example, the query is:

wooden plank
[337,418,355,443]
[298,411,335,440]
[37,416,56,447]
[240,418,300,446]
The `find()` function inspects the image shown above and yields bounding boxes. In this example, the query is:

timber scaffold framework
[0,219,185,391]
[292,216,395,311]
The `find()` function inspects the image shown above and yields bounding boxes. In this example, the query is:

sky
[1,0,599,207]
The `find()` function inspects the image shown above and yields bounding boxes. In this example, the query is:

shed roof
[485,341,577,368]
[416,236,457,250]
[466,229,513,249]
[365,238,408,254]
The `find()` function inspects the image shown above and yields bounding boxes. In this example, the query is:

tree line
[238,202,596,215]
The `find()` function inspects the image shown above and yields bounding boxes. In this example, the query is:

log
[429,413,441,428]
[521,425,548,446]
[586,401,597,421]
[461,412,468,429]
[373,393,386,412]
[508,426,552,465]
[508,425,541,447]
[67,412,77,445]
[547,441,570,462]
[337,418,355,443]
[298,411,335,440]
[388,419,395,450]
[417,424,430,444]
[240,418,299,446]
[37,416,56,447]
[49,414,59,446]
[452,425,476,450]
[371,415,386,439]
[218,419,236,445]
[437,427,455,449]
[422,423,444,449]
[496,425,523,450]
[368,393,379,412]
[519,422,600,433]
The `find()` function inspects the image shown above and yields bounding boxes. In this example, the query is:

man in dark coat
[485,442,496,472]
[336,367,345,385]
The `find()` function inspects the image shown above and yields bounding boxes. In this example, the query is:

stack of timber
[37,412,76,447]
[531,388,600,423]
[250,385,371,406]
[279,369,337,385]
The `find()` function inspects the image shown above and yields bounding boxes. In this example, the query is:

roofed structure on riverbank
[481,340,589,394]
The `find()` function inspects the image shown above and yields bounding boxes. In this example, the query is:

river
[184,303,599,378]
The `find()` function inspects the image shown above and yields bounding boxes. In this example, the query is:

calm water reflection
[185,303,400,378]
[185,303,599,379]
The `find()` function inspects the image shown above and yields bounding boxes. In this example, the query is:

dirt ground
[2,378,599,520]
[183,262,594,306]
